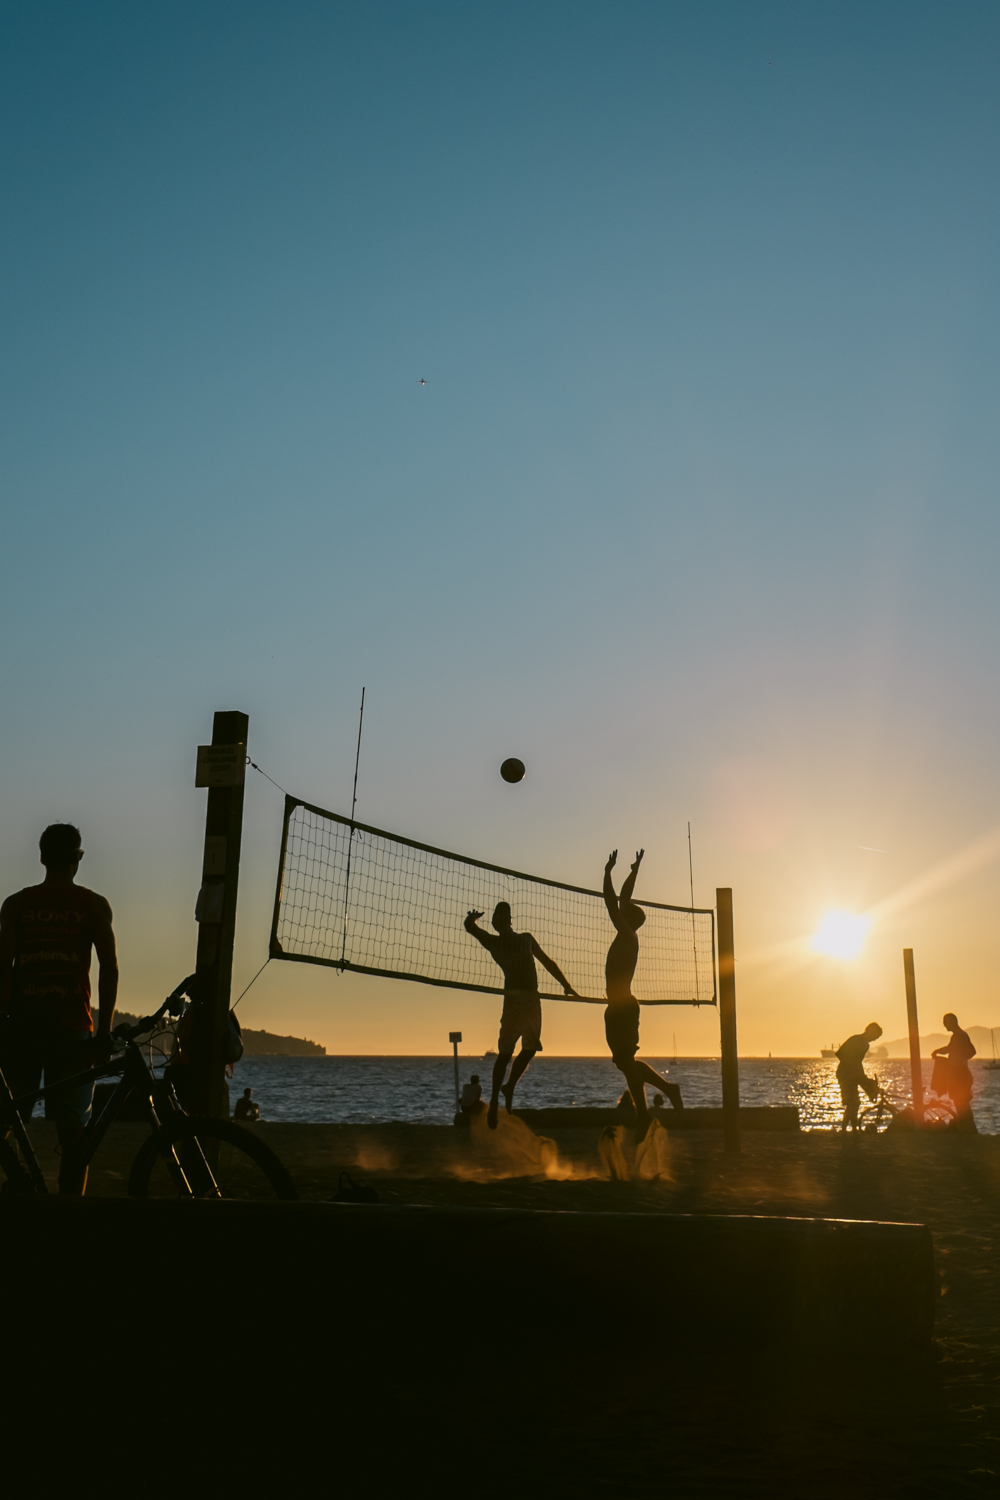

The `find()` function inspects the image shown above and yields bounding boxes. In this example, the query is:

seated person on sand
[233,1087,260,1123]
[464,903,576,1129]
[603,850,682,1136]
[931,1013,977,1131]
[835,1023,882,1131]
[459,1073,484,1115]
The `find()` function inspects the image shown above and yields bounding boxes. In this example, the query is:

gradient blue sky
[3,1,1000,1055]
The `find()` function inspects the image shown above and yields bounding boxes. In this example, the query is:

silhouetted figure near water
[464,903,576,1129]
[0,824,118,1193]
[459,1073,484,1114]
[836,1023,882,1131]
[233,1087,259,1123]
[932,1013,977,1131]
[603,850,682,1135]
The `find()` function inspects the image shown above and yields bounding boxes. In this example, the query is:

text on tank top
[10,883,97,1032]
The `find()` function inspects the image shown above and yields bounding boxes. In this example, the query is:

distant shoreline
[234,1052,996,1062]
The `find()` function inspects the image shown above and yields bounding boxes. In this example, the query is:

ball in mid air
[500,757,526,784]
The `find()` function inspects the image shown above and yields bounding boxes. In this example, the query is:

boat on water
[988,1028,1000,1071]
[821,1041,888,1059]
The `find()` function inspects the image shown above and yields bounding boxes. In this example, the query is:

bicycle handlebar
[110,974,197,1044]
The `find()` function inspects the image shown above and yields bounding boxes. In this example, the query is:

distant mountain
[240,1029,326,1057]
[112,1013,325,1057]
[881,1025,998,1059]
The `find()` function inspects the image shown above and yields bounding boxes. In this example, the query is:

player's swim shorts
[604,999,640,1063]
[498,990,543,1054]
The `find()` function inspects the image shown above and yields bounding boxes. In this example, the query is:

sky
[3,1,1000,1058]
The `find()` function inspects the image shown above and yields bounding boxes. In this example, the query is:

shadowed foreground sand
[19,1116,1000,1494]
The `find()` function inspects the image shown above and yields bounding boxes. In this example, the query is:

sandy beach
[18,1114,999,1494]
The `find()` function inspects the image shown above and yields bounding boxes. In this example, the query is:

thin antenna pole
[341,687,366,967]
[688,821,700,1003]
[350,686,366,826]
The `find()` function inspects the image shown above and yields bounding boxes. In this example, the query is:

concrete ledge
[0,1196,932,1352]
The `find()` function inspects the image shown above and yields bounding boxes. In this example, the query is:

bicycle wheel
[0,1134,36,1196]
[128,1117,297,1200]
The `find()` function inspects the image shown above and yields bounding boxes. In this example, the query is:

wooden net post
[903,948,924,1126]
[189,710,249,1118]
[716,888,741,1154]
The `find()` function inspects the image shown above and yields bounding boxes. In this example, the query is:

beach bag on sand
[332,1171,379,1204]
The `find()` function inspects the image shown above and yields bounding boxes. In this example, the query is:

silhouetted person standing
[835,1022,882,1131]
[464,903,576,1128]
[0,824,118,1193]
[932,1013,977,1131]
[603,850,682,1134]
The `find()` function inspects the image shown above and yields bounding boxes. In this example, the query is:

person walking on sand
[464,903,576,1129]
[835,1022,882,1131]
[0,824,118,1194]
[603,850,682,1136]
[931,1013,977,1131]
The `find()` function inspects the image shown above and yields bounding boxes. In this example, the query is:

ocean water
[229,1054,1000,1134]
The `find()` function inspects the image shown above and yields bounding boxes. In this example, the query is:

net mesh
[270,798,716,1006]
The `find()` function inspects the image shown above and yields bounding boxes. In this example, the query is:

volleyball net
[269,796,716,1006]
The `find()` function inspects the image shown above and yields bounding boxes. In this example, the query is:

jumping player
[464,903,576,1128]
[603,849,682,1134]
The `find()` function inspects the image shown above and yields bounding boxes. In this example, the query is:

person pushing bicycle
[0,823,118,1193]
[835,1022,882,1132]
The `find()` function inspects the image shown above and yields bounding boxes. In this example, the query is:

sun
[810,908,871,960]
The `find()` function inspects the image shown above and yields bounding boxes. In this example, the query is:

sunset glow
[810,910,871,962]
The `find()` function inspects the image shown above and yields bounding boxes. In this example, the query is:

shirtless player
[464,902,576,1129]
[603,849,682,1134]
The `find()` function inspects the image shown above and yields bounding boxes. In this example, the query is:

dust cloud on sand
[454,1109,602,1181]
[598,1119,672,1181]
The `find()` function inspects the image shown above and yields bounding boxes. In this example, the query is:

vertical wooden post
[190,711,249,1119]
[450,1031,462,1112]
[903,948,924,1126]
[716,888,741,1155]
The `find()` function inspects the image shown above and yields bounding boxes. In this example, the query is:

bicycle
[856,1086,956,1133]
[0,978,297,1199]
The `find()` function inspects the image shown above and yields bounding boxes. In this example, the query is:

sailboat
[987,1028,1000,1071]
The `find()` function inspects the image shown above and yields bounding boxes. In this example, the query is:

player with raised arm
[603,849,682,1135]
[464,902,576,1129]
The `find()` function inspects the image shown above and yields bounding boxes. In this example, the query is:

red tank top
[8,883,98,1032]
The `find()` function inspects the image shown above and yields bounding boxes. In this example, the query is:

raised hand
[606,850,618,872]
[631,849,644,872]
[467,909,484,923]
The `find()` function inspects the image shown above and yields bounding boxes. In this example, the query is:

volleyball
[500,757,526,784]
